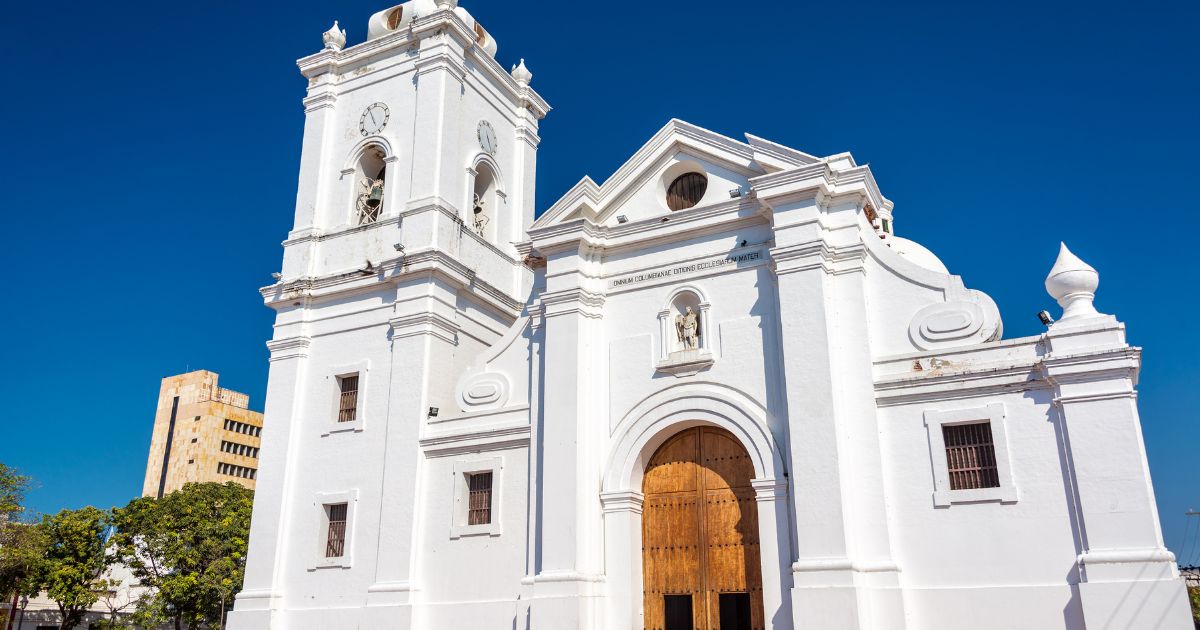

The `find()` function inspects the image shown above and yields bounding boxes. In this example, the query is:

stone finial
[1045,242,1101,321]
[435,0,458,8]
[323,21,347,51]
[511,58,533,85]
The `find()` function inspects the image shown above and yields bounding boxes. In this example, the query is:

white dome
[889,236,949,275]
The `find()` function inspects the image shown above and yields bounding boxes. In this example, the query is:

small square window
[942,422,1000,491]
[324,503,348,558]
[337,374,359,423]
[467,472,493,525]
[187,459,194,464]
[191,438,197,443]
[924,403,1016,507]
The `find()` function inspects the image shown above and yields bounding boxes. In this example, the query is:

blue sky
[1,0,1196,558]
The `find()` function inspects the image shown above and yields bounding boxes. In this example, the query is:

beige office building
[141,370,264,497]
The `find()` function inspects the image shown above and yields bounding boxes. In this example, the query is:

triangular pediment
[532,119,824,229]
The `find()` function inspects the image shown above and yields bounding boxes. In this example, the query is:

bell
[365,183,383,209]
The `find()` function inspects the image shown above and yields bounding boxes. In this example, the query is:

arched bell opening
[470,161,501,244]
[640,426,765,630]
[354,146,387,225]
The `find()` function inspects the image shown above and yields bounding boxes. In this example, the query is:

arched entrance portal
[641,427,764,630]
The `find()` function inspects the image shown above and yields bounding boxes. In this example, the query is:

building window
[223,419,261,437]
[217,462,257,480]
[450,458,502,538]
[666,172,707,211]
[923,403,1016,507]
[942,422,1000,491]
[337,374,359,423]
[325,503,348,558]
[467,472,493,525]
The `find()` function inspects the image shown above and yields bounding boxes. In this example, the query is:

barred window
[943,422,1000,491]
[467,472,493,525]
[666,172,707,211]
[338,375,359,423]
[325,503,348,558]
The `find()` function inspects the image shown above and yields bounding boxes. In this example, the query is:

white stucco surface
[226,4,1193,629]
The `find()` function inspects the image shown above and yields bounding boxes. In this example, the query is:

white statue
[675,306,700,350]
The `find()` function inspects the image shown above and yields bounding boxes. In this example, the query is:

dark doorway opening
[664,594,694,630]
[719,592,752,630]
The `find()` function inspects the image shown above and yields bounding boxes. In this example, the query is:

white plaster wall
[417,446,531,627]
[879,388,1085,627]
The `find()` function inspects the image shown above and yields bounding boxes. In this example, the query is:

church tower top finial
[1045,242,1102,322]
[511,59,532,85]
[322,21,346,51]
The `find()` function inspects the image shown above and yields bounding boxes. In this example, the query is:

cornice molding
[874,344,1142,407]
[419,423,531,457]
[539,288,606,319]
[388,312,459,345]
[265,336,312,362]
[599,490,645,514]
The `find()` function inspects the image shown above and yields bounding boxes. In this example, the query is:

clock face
[477,120,497,155]
[359,103,390,136]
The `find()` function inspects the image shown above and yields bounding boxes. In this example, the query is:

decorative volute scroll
[454,313,533,413]
[907,283,1002,351]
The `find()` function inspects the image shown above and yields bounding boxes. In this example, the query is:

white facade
[227,2,1194,628]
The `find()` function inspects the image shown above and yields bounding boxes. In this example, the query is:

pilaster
[1042,318,1192,629]
[528,242,607,630]
[759,186,905,630]
[364,281,462,625]
[226,335,311,630]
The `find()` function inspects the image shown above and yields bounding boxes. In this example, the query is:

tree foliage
[39,506,113,630]
[112,482,254,630]
[0,462,32,519]
[0,462,47,601]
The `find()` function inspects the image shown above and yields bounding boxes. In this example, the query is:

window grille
[666,172,708,211]
[467,472,493,525]
[943,422,1000,490]
[325,503,348,558]
[338,375,359,422]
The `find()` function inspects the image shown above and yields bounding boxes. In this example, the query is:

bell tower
[229,2,548,628]
[277,0,549,293]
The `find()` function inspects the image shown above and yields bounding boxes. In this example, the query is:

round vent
[666,172,707,211]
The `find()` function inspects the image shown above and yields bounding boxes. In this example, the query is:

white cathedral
[226,2,1194,629]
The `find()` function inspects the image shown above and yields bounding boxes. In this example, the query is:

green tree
[0,462,47,615]
[39,506,113,630]
[112,482,253,630]
[0,462,32,519]
[1189,585,1199,628]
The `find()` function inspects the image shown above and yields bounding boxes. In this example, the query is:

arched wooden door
[642,427,764,630]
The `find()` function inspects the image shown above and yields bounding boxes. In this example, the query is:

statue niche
[657,288,713,376]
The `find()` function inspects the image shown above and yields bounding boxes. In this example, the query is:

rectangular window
[943,422,1000,491]
[337,375,359,423]
[325,503,348,558]
[467,472,493,525]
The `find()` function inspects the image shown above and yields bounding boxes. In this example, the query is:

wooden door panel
[643,427,765,630]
